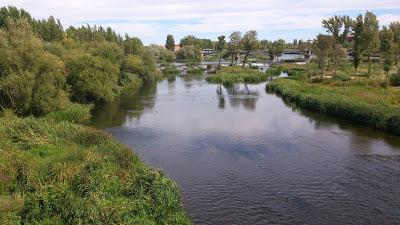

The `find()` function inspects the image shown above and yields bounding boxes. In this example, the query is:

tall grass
[206,66,275,85]
[267,78,400,135]
[0,113,191,224]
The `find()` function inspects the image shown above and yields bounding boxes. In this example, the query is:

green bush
[333,71,351,81]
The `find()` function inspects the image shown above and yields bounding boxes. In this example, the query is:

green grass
[162,65,181,75]
[0,110,191,224]
[206,66,275,85]
[266,78,400,135]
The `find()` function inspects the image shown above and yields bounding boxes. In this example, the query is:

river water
[91,76,400,225]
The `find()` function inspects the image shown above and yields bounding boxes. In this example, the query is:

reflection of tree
[221,84,259,111]
[217,85,225,109]
[90,82,157,128]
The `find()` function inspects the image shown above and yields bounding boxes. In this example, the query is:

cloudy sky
[3,0,400,45]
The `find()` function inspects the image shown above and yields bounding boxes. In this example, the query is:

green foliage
[390,72,400,86]
[0,19,69,116]
[0,115,191,224]
[165,34,175,51]
[162,65,180,75]
[380,26,395,74]
[123,36,144,56]
[180,35,213,49]
[176,45,202,62]
[146,45,175,63]
[267,78,400,135]
[65,52,119,103]
[265,67,282,76]
[206,66,273,85]
[46,103,92,124]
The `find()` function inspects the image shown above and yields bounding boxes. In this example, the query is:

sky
[2,0,400,45]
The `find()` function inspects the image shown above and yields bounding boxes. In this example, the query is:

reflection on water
[216,84,259,111]
[91,76,400,225]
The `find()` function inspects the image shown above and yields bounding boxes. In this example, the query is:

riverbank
[0,105,191,224]
[266,78,400,135]
[206,66,275,85]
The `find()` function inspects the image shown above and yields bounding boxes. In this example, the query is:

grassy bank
[0,107,191,224]
[206,66,274,85]
[266,78,400,135]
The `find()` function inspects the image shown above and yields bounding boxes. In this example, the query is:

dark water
[91,76,400,225]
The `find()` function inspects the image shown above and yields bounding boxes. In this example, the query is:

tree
[228,31,242,65]
[380,26,394,74]
[216,35,226,67]
[322,15,346,76]
[176,45,201,62]
[268,39,285,63]
[390,21,400,69]
[241,30,259,67]
[165,34,175,51]
[313,34,333,77]
[353,14,364,71]
[0,19,68,115]
[362,11,380,75]
[123,36,144,56]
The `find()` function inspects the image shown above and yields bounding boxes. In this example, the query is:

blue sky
[3,1,400,45]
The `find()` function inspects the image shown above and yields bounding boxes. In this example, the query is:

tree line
[314,12,400,78]
[164,31,312,66]
[0,6,168,117]
[165,11,399,80]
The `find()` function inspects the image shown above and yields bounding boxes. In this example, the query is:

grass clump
[206,66,274,85]
[266,78,400,135]
[0,113,191,225]
[390,72,400,86]
[265,67,282,76]
[162,65,181,75]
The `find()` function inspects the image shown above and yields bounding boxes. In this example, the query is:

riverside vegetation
[267,61,400,135]
[267,12,400,135]
[0,6,190,224]
[206,66,276,85]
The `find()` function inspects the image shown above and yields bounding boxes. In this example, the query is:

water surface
[92,76,400,225]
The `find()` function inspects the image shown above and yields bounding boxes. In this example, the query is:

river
[91,75,400,225]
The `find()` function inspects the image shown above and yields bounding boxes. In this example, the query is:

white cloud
[2,0,400,44]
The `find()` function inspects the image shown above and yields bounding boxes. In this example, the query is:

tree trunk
[368,53,372,75]
[218,51,222,67]
[242,52,249,68]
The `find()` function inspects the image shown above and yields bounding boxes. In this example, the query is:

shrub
[46,103,92,124]
[333,71,351,81]
[390,72,400,86]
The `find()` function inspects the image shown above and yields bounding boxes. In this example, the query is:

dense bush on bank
[0,110,191,224]
[206,66,274,85]
[0,6,160,117]
[266,79,400,135]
